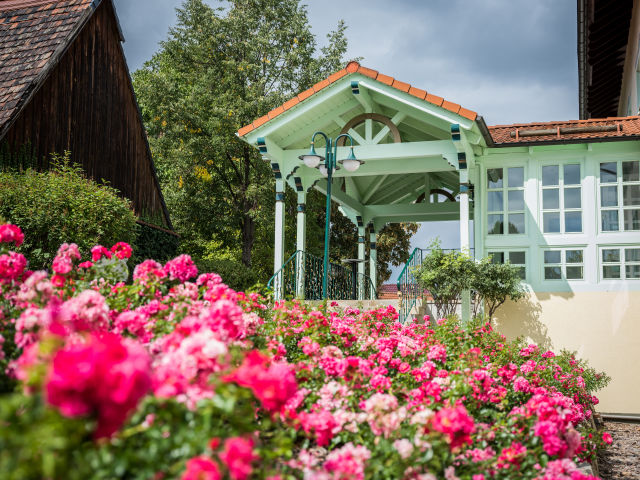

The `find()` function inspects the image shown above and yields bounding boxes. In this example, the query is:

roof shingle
[237,61,478,138]
[0,0,93,133]
[488,116,640,145]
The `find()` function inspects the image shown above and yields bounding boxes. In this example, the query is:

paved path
[599,421,640,479]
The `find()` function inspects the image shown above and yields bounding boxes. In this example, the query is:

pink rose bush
[0,223,613,479]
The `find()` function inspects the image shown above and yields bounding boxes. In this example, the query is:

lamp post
[299,132,363,299]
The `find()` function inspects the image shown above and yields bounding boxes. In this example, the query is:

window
[543,248,584,280]
[487,167,525,235]
[489,250,526,280]
[601,247,640,280]
[541,163,582,233]
[599,160,640,232]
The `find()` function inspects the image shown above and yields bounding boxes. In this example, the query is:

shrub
[0,153,137,269]
[416,242,525,318]
[0,224,611,480]
[131,222,180,266]
[195,257,259,292]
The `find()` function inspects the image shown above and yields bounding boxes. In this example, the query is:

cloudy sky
[112,0,579,275]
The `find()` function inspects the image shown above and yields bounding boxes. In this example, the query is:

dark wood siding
[2,0,170,227]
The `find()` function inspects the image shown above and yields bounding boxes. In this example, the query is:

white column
[295,192,307,298]
[459,170,471,322]
[273,179,285,300]
[357,226,366,299]
[369,227,377,298]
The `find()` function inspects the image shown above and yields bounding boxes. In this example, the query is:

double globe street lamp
[299,132,364,299]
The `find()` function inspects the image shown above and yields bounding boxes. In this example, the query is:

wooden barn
[0,0,172,229]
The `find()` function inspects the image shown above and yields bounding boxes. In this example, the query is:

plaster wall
[494,291,640,414]
[619,0,640,116]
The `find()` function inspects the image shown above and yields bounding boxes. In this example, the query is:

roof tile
[252,114,269,129]
[409,86,427,100]
[297,87,314,102]
[425,93,444,107]
[0,0,92,133]
[311,78,329,92]
[282,97,299,111]
[327,68,347,83]
[489,116,640,144]
[441,100,461,114]
[267,105,284,120]
[345,61,359,73]
[392,79,411,93]
[376,73,393,86]
[458,107,477,121]
[237,123,255,137]
[357,66,378,79]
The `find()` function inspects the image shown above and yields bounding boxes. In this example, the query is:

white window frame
[542,247,586,281]
[488,249,527,281]
[598,159,640,233]
[599,245,640,281]
[486,166,526,236]
[539,161,583,234]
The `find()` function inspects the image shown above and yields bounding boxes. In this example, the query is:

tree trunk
[241,214,255,267]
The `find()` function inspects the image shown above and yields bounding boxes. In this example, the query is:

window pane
[603,265,621,279]
[488,191,503,211]
[565,211,582,232]
[544,251,561,264]
[488,214,504,234]
[543,189,560,209]
[488,168,503,188]
[508,190,524,211]
[624,209,640,230]
[508,167,524,188]
[543,212,560,233]
[623,161,639,182]
[564,187,581,209]
[516,266,526,280]
[542,165,559,186]
[626,265,640,279]
[509,251,526,264]
[566,250,583,263]
[566,266,583,280]
[508,213,525,234]
[602,210,619,231]
[622,185,640,206]
[602,249,620,263]
[545,266,562,279]
[600,162,617,183]
[489,252,504,264]
[625,248,640,262]
[601,186,618,207]
[564,164,580,185]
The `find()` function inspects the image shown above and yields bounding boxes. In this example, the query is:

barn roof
[0,0,98,136]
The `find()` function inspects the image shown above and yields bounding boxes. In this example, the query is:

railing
[396,247,475,324]
[267,250,377,301]
[396,248,426,324]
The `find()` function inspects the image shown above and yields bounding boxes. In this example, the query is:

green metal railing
[396,248,474,324]
[396,248,427,324]
[267,250,376,301]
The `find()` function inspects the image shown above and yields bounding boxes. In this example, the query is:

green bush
[0,154,137,269]
[195,257,259,292]
[131,223,180,266]
[416,242,524,319]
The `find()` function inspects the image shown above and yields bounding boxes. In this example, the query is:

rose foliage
[0,224,612,479]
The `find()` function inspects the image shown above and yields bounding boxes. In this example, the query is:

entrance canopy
[238,62,489,305]
[238,61,490,229]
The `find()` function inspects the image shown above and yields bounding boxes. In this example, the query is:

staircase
[267,250,376,301]
[396,247,427,324]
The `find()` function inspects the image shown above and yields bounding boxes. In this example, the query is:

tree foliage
[133,0,417,287]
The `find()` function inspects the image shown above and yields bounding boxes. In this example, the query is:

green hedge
[131,222,180,265]
[0,156,137,270]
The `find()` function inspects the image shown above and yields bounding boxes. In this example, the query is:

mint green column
[295,192,306,298]
[273,179,285,301]
[369,228,377,298]
[459,170,471,322]
[357,226,365,299]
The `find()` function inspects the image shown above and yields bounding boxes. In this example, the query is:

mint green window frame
[601,246,640,280]
[599,160,640,232]
[540,163,582,234]
[543,248,584,281]
[488,250,527,280]
[486,166,525,235]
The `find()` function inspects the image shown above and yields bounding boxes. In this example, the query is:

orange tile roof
[237,61,478,138]
[489,116,640,145]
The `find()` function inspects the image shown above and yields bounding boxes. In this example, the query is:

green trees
[133,0,347,274]
[415,243,525,319]
[0,155,137,269]
[133,0,417,286]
